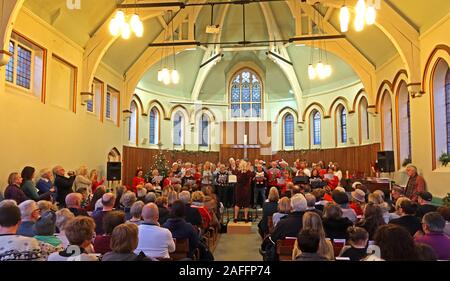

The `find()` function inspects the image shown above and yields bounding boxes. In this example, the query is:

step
[227,222,252,234]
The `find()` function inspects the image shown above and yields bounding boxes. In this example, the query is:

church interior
[0,0,449,262]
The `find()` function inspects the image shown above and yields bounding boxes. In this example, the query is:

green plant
[443,193,450,207]
[439,153,450,167]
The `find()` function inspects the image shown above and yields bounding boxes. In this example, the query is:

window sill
[6,83,39,100]
[432,166,450,173]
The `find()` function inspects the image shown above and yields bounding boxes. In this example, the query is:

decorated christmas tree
[146,143,169,180]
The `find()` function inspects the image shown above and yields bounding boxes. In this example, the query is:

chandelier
[108,1,143,39]
[308,4,332,80]
[340,0,377,33]
[157,11,180,85]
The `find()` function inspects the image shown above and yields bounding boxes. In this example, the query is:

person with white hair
[73,166,93,194]
[405,164,426,202]
[179,191,203,228]
[134,203,175,259]
[53,165,76,207]
[17,200,40,237]
[266,194,307,248]
[55,208,75,247]
[128,201,145,225]
[36,168,54,197]
[120,191,137,220]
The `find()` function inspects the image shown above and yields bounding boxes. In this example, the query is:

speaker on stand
[377,151,395,200]
[107,162,122,191]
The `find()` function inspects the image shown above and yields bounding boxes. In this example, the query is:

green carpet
[213,223,263,261]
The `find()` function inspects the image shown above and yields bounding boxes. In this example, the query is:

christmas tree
[146,143,169,180]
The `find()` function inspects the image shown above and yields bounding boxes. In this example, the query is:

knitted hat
[33,211,56,235]
[351,189,366,203]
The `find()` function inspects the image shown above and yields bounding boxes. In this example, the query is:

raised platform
[227,222,252,234]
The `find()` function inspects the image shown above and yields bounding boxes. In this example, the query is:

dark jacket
[92,210,111,235]
[258,201,278,235]
[17,221,35,237]
[54,174,75,206]
[295,252,329,261]
[68,207,89,217]
[163,218,200,257]
[184,204,203,228]
[270,211,305,243]
[158,207,170,225]
[389,215,422,236]
[416,204,437,219]
[101,252,149,261]
[4,184,28,204]
[323,217,353,240]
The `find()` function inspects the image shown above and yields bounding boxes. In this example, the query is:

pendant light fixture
[339,1,350,33]
[308,3,332,80]
[157,11,180,85]
[339,0,378,33]
[109,0,144,39]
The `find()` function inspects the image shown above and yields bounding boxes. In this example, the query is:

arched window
[199,114,209,147]
[230,69,262,118]
[432,60,450,166]
[337,106,348,143]
[398,82,411,162]
[283,113,294,148]
[381,92,393,151]
[359,97,370,141]
[173,112,184,146]
[149,107,159,145]
[129,102,138,144]
[310,110,321,146]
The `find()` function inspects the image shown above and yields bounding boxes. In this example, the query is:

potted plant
[439,153,450,167]
[443,193,450,207]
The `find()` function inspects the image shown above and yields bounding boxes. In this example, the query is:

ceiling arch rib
[124,2,206,108]
[0,0,25,65]
[259,1,304,116]
[81,0,175,94]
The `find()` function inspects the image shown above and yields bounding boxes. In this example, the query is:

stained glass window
[230,69,262,118]
[199,114,209,147]
[312,111,321,145]
[340,107,347,143]
[173,112,183,146]
[149,108,159,145]
[284,114,294,147]
[6,41,14,83]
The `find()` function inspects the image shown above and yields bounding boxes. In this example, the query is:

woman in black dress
[233,160,254,223]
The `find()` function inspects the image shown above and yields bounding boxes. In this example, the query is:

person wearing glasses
[17,200,41,237]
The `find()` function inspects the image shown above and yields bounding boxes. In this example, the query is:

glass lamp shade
[355,0,366,18]
[366,5,376,25]
[131,14,144,37]
[157,70,163,82]
[121,22,131,39]
[316,62,325,79]
[339,5,350,32]
[308,64,316,80]
[354,15,365,32]
[109,18,120,36]
[115,11,126,25]
[171,69,180,84]
[324,64,332,77]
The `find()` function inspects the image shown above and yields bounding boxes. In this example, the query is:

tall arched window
[149,107,159,145]
[432,59,450,166]
[359,97,370,141]
[397,82,411,162]
[381,91,393,151]
[199,113,209,147]
[173,112,184,146]
[337,106,347,144]
[129,102,138,144]
[283,113,294,148]
[310,110,321,146]
[230,69,262,118]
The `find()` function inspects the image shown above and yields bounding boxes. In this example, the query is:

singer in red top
[131,168,145,194]
[233,160,254,223]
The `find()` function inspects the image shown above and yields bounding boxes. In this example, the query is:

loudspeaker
[377,151,395,173]
[107,162,122,181]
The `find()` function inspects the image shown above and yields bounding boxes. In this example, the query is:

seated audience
[322,203,353,240]
[120,191,137,220]
[73,166,92,194]
[295,229,328,261]
[155,196,170,225]
[53,165,76,208]
[389,200,421,236]
[128,201,145,225]
[269,194,307,245]
[17,200,40,237]
[388,196,410,221]
[292,212,334,261]
[258,187,279,238]
[36,168,53,196]
[0,201,42,261]
[136,186,148,202]
[21,166,53,201]
[55,208,75,247]
[178,191,203,228]
[4,172,28,204]
[311,188,327,211]
[368,192,390,223]
[350,189,366,217]
[437,206,450,236]
[356,203,386,240]
[163,200,200,258]
[86,186,106,212]
[135,203,175,259]
[93,211,126,255]
[92,193,116,235]
[272,197,291,227]
[144,192,157,204]
[37,200,56,213]
[191,191,212,229]
[414,212,450,260]
[304,193,323,217]
[114,185,127,209]
[332,190,357,223]
[369,224,417,261]
[416,191,437,219]
[339,226,369,261]
[389,185,405,212]
[48,216,98,261]
[33,211,64,260]
[167,190,178,208]
[414,243,438,261]
[65,193,89,217]
[102,223,149,261]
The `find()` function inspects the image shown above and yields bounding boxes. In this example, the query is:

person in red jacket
[90,169,105,194]
[131,169,145,194]
[324,167,339,190]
